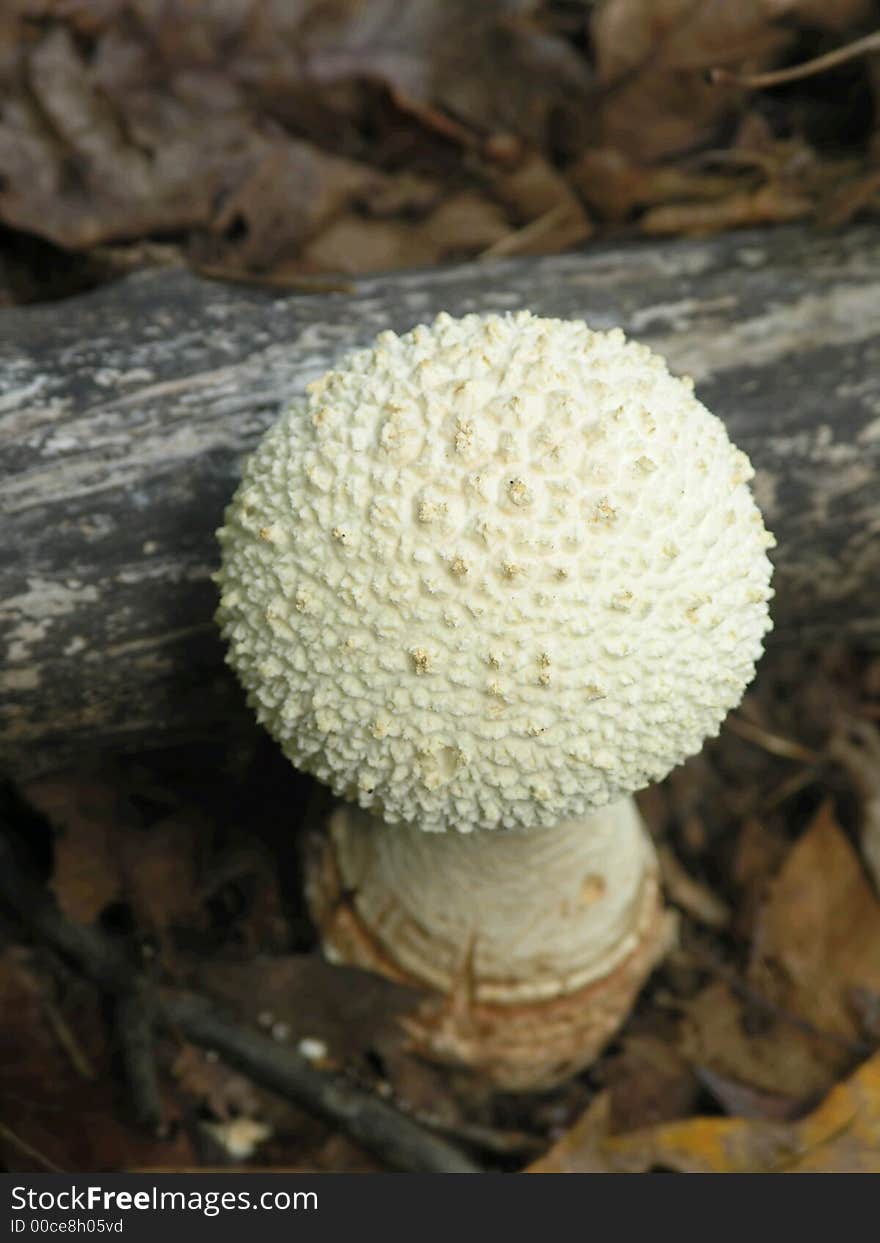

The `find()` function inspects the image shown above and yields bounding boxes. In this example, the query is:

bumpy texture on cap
[216,312,774,832]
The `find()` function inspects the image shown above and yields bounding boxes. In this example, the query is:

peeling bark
[2,226,879,776]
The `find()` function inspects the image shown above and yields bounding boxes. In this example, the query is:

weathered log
[2,226,880,777]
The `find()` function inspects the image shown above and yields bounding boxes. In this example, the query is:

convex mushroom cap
[216,311,775,833]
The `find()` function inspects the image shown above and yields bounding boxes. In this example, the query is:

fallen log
[2,225,880,777]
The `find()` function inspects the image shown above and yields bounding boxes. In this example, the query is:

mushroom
[216,311,775,1089]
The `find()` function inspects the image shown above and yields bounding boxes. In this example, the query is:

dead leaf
[0,1,589,266]
[571,145,751,223]
[25,776,126,924]
[679,979,838,1101]
[301,189,511,272]
[731,816,788,940]
[696,1065,811,1121]
[208,141,379,271]
[595,1035,700,1133]
[590,0,793,162]
[829,717,880,891]
[171,1045,260,1124]
[640,182,814,234]
[300,215,440,273]
[24,773,203,936]
[749,800,880,1048]
[603,1049,880,1172]
[529,1049,880,1173]
[422,191,511,255]
[197,955,421,1076]
[526,1092,619,1173]
[486,148,592,252]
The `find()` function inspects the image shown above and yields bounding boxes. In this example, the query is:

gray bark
[2,225,879,777]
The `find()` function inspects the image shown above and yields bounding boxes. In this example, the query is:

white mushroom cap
[217,311,774,833]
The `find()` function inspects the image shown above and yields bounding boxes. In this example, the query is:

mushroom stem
[308,798,675,1088]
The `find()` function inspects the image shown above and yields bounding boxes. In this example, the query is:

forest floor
[2,647,879,1173]
[2,0,880,1174]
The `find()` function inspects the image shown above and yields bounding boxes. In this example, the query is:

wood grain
[2,226,879,775]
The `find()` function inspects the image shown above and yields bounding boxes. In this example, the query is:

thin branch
[0,820,480,1174]
[162,992,480,1174]
[0,1122,65,1173]
[725,714,824,765]
[709,32,880,90]
[685,935,873,1058]
[192,264,355,295]
[114,992,166,1136]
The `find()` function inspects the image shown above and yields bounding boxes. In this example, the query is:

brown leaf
[679,979,838,1101]
[526,1092,619,1173]
[483,148,592,256]
[24,773,203,936]
[590,0,875,172]
[602,1050,880,1172]
[531,1050,880,1173]
[208,141,379,271]
[731,815,788,940]
[640,182,813,235]
[314,1,591,143]
[0,24,249,248]
[696,1065,810,1122]
[0,1,589,263]
[301,189,511,273]
[570,145,751,223]
[829,717,880,890]
[300,215,440,273]
[591,0,797,162]
[422,191,511,255]
[196,954,471,1133]
[679,802,880,1109]
[117,810,202,935]
[25,776,125,924]
[595,1035,700,1133]
[197,955,420,1074]
[749,800,880,1047]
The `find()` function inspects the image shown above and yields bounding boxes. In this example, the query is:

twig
[406,1112,543,1158]
[479,204,572,260]
[0,822,166,1134]
[725,714,824,765]
[709,32,880,90]
[686,936,872,1058]
[760,766,817,814]
[0,820,480,1174]
[192,264,355,295]
[40,995,97,1081]
[162,993,480,1173]
[0,1122,65,1173]
[114,992,166,1136]
[12,959,97,1080]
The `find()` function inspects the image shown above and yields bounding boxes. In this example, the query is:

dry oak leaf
[603,1050,880,1173]
[679,801,880,1104]
[24,773,202,935]
[529,1051,880,1172]
[748,799,880,1049]
[590,0,872,164]
[678,979,837,1103]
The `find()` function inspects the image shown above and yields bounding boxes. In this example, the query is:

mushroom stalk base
[306,799,675,1090]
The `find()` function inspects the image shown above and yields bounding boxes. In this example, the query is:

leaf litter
[1,646,878,1172]
[1,0,879,300]
[1,0,880,1176]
